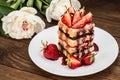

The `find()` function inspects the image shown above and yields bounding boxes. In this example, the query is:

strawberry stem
[46,41,48,45]
[66,55,70,65]
[90,55,95,63]
[41,40,45,46]
[92,52,98,55]
[41,40,48,49]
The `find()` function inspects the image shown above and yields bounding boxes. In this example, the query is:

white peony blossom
[1,7,45,39]
[46,0,81,22]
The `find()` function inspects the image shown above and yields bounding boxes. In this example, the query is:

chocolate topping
[59,28,94,40]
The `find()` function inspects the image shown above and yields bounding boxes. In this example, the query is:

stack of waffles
[58,7,96,59]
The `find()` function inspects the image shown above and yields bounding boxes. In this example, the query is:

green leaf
[0,15,9,36]
[10,0,21,9]
[43,5,49,10]
[0,19,4,34]
[6,0,13,3]
[21,0,25,3]
[0,0,15,16]
[0,0,7,6]
[40,0,49,6]
[0,14,2,18]
[0,0,11,6]
[26,0,34,7]
[45,0,52,4]
[36,0,42,11]
[0,5,14,15]
[40,9,46,16]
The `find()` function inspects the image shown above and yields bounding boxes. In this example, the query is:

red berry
[61,12,72,27]
[72,11,81,25]
[41,41,60,60]
[72,18,85,28]
[67,7,75,14]
[72,12,93,29]
[82,53,95,65]
[83,12,92,23]
[66,55,82,69]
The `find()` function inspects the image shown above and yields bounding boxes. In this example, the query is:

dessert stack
[58,7,97,59]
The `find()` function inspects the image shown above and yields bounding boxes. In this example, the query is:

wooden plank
[1,63,120,80]
[0,64,52,80]
[0,33,120,80]
[84,0,120,37]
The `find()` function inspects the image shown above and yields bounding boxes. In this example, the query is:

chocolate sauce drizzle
[59,28,94,40]
[58,42,94,55]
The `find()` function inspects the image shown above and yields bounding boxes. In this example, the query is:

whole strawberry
[82,53,95,65]
[41,41,60,60]
[66,55,82,69]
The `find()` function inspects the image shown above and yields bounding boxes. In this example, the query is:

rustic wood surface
[0,0,120,80]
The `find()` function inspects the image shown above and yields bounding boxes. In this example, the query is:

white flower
[1,7,45,39]
[46,0,81,22]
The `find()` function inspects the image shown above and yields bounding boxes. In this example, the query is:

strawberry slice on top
[72,10,81,25]
[83,12,93,23]
[61,12,72,27]
[72,12,93,29]
[67,7,75,14]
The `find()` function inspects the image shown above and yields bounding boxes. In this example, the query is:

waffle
[58,20,96,58]
[58,8,97,59]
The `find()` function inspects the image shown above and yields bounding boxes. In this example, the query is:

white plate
[28,25,119,77]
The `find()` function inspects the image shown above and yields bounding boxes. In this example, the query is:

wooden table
[0,0,120,80]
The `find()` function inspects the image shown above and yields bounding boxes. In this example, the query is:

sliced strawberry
[67,7,75,14]
[83,12,92,23]
[66,55,82,69]
[82,53,95,65]
[72,11,81,25]
[72,12,93,29]
[61,12,72,27]
[72,18,85,28]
